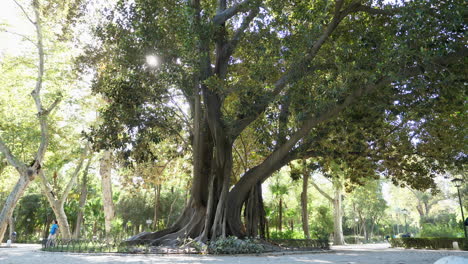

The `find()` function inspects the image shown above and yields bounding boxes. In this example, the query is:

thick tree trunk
[301,174,310,239]
[333,186,345,245]
[0,173,32,243]
[100,150,115,236]
[51,202,72,239]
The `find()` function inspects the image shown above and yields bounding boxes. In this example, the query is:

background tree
[99,150,114,236]
[39,145,88,239]
[0,0,62,242]
[346,179,387,242]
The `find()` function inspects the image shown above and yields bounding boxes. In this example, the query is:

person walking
[46,220,59,247]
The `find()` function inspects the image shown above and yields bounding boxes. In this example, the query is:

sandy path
[1,243,467,264]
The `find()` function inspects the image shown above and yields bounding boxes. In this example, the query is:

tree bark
[100,150,115,236]
[301,165,310,239]
[73,157,91,239]
[8,214,14,241]
[244,182,266,238]
[0,173,31,243]
[332,185,345,245]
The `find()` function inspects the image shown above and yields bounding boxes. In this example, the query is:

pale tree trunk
[50,203,72,239]
[39,146,88,239]
[333,185,345,245]
[100,150,114,236]
[310,177,345,245]
[0,0,58,243]
[0,171,34,243]
[301,173,310,239]
[73,157,92,239]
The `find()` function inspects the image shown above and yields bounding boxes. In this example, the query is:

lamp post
[451,177,467,239]
[401,209,408,234]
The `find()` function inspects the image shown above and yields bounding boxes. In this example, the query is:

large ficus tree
[84,0,466,245]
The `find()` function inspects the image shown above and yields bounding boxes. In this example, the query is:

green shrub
[270,230,304,239]
[207,236,265,254]
[419,223,461,237]
[390,237,468,250]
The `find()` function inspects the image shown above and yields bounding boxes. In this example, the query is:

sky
[0,0,36,56]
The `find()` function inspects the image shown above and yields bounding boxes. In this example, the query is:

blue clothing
[50,224,58,235]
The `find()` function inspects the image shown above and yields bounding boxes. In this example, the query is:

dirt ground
[1,242,467,264]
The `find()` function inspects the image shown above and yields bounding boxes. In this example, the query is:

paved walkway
[1,243,467,264]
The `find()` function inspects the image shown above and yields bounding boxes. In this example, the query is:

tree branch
[0,139,26,171]
[12,0,35,25]
[60,144,89,207]
[310,178,333,202]
[224,7,260,58]
[213,0,259,25]
[354,5,400,16]
[31,1,48,166]
[43,97,62,115]
[230,1,361,138]
[2,30,38,47]
[39,170,58,203]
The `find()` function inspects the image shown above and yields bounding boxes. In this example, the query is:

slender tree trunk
[166,193,178,228]
[153,184,161,230]
[361,220,368,242]
[333,186,345,245]
[301,174,310,239]
[309,177,345,244]
[42,206,50,240]
[278,198,283,232]
[266,219,270,239]
[73,158,91,239]
[100,150,114,236]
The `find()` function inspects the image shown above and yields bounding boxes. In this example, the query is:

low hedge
[390,237,468,250]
